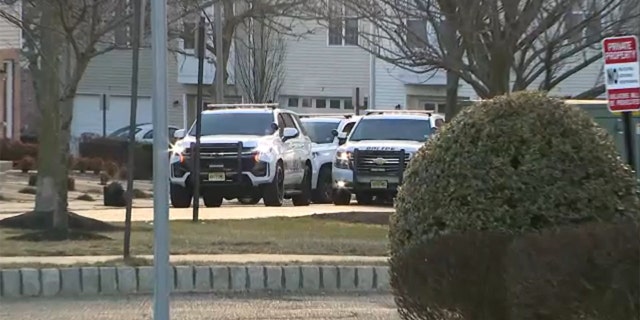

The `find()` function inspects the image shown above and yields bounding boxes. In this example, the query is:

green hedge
[78,138,153,180]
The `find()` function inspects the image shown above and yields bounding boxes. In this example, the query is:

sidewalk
[0,253,388,265]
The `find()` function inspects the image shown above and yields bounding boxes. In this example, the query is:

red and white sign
[603,36,640,112]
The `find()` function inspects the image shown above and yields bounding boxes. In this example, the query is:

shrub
[390,92,640,320]
[67,176,76,191]
[77,193,95,201]
[103,161,119,177]
[78,138,153,179]
[88,158,103,174]
[0,139,37,161]
[104,182,126,207]
[392,92,639,253]
[18,156,36,173]
[28,173,37,186]
[74,157,89,173]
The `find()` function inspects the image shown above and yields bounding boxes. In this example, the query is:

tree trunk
[33,8,64,229]
[444,70,461,120]
[487,53,511,97]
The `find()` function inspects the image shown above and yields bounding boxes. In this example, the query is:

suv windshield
[302,121,340,143]
[188,112,274,136]
[349,118,432,142]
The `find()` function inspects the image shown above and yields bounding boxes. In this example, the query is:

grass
[0,216,389,257]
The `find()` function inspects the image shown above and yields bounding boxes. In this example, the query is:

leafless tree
[0,0,140,234]
[235,18,287,102]
[175,0,311,99]
[307,0,638,115]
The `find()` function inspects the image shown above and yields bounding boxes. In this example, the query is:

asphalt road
[0,200,394,222]
[0,293,399,320]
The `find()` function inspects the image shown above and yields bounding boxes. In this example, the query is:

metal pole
[368,22,376,110]
[214,1,224,103]
[192,17,206,222]
[150,0,170,318]
[622,111,636,171]
[124,0,143,259]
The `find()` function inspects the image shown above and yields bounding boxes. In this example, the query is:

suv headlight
[334,151,352,169]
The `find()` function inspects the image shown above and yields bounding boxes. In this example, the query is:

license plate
[370,180,388,189]
[207,172,226,181]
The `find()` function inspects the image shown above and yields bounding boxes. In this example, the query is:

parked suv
[170,104,313,208]
[331,110,445,205]
[299,114,359,203]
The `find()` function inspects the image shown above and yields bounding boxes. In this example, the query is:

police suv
[299,114,360,203]
[170,104,313,208]
[331,110,445,205]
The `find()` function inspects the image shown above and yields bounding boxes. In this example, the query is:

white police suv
[331,110,445,205]
[170,104,313,208]
[299,114,360,203]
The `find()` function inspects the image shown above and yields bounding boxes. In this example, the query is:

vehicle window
[281,113,297,128]
[349,118,432,142]
[277,114,286,136]
[168,128,177,138]
[341,122,355,134]
[291,114,308,135]
[434,118,445,129]
[302,121,340,144]
[188,113,275,136]
[143,130,153,139]
[109,127,142,138]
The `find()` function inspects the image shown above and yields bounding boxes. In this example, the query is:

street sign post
[603,35,640,171]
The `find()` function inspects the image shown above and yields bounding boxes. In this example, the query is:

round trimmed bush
[391,91,640,252]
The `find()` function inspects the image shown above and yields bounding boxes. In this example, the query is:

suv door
[290,113,312,179]
[278,113,297,185]
[281,112,305,184]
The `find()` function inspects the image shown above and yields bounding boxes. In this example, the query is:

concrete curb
[0,265,390,298]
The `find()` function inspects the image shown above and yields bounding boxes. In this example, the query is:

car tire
[292,164,312,206]
[170,183,192,208]
[332,189,351,205]
[202,191,223,207]
[355,192,374,205]
[312,166,332,204]
[263,162,285,207]
[238,195,261,205]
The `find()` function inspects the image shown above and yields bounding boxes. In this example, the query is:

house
[0,1,22,140]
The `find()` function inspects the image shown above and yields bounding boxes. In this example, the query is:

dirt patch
[0,211,120,231]
[309,211,392,225]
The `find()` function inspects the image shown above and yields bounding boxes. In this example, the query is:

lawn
[0,214,390,257]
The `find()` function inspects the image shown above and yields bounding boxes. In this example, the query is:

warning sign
[603,36,640,112]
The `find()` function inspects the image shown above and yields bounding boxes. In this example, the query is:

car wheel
[355,192,374,205]
[332,189,351,205]
[312,166,332,204]
[263,162,284,207]
[170,183,192,208]
[292,164,312,206]
[202,190,223,207]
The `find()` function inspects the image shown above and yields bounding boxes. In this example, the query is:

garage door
[72,94,152,138]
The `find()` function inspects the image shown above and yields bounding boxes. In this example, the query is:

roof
[301,117,343,123]
[202,108,275,115]
[362,114,432,120]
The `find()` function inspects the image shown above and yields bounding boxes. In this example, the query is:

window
[330,99,341,109]
[281,113,297,128]
[302,98,311,108]
[291,114,308,135]
[406,20,428,49]
[424,102,437,111]
[189,112,275,136]
[143,129,154,139]
[341,122,355,134]
[344,99,353,109]
[315,99,326,108]
[363,97,368,109]
[302,120,341,143]
[350,118,432,142]
[182,22,196,50]
[288,97,299,107]
[328,3,358,46]
[564,3,602,45]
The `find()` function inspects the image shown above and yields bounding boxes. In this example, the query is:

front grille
[183,143,254,157]
[354,150,410,174]
[199,157,256,173]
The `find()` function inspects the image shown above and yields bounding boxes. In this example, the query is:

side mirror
[337,132,347,139]
[271,122,279,132]
[174,129,185,139]
[282,127,299,141]
[331,129,339,137]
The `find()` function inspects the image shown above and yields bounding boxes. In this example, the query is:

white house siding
[279,20,370,113]
[0,2,21,50]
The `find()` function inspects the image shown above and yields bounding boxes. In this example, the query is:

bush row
[391,221,639,320]
[1,138,152,180]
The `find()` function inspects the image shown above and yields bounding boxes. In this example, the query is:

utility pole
[214,1,224,103]
[192,16,206,222]
[150,0,170,317]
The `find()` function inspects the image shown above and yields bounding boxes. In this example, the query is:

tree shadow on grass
[309,212,392,225]
[0,211,120,241]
